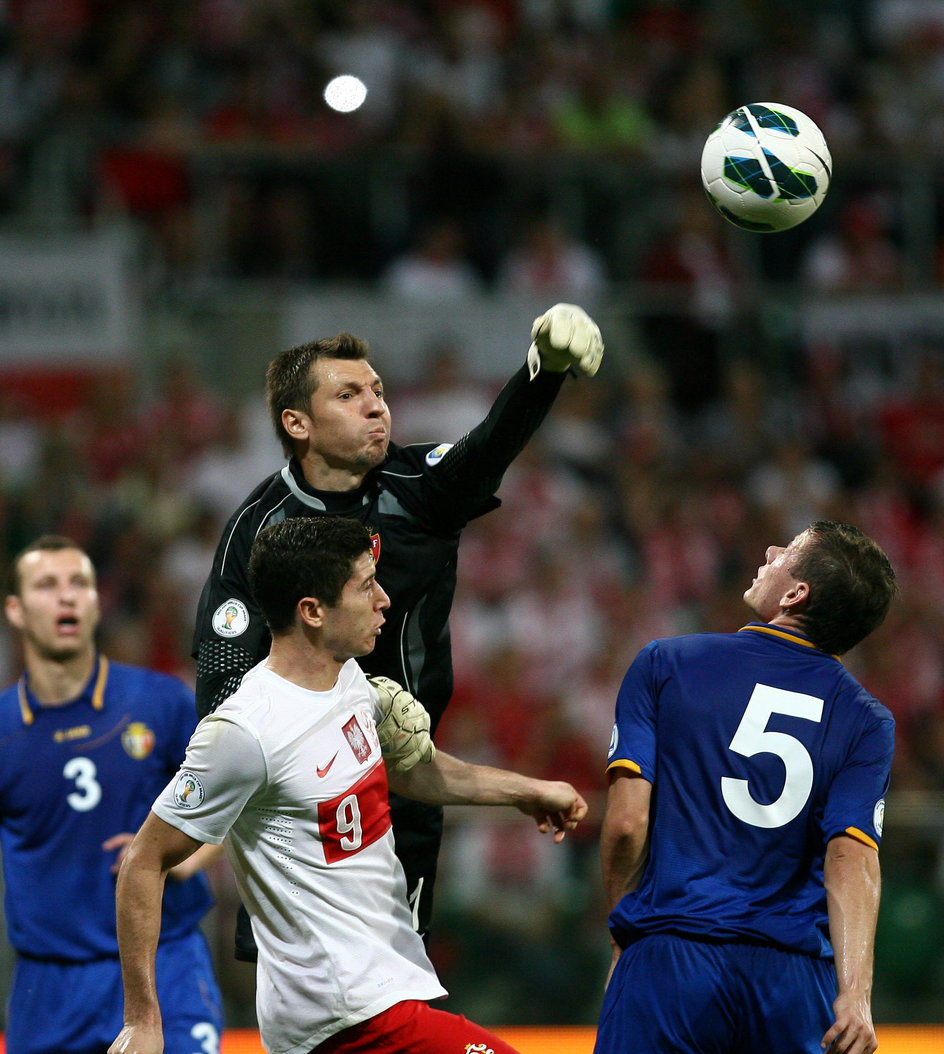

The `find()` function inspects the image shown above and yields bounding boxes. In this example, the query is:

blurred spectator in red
[802,194,903,293]
[876,350,944,489]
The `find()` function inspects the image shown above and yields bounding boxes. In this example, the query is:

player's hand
[516,780,588,842]
[370,675,436,772]
[103,832,136,875]
[108,1023,164,1054]
[820,991,877,1053]
[527,303,604,379]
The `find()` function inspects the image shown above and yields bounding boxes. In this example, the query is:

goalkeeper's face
[303,358,391,474]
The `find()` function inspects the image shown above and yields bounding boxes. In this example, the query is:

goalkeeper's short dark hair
[249,516,372,633]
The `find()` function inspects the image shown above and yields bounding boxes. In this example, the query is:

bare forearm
[388,750,587,841]
[388,750,536,805]
[114,850,167,1026]
[819,835,881,1054]
[601,815,648,912]
[825,837,881,998]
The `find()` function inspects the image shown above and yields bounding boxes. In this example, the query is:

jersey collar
[283,460,375,511]
[18,654,110,725]
[737,623,840,661]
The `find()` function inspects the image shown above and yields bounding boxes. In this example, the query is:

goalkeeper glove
[369,675,436,772]
[526,302,604,380]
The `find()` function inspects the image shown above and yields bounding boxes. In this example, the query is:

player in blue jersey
[595,520,897,1054]
[0,536,223,1054]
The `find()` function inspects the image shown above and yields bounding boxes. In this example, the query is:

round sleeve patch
[607,723,619,759]
[174,771,206,809]
[873,797,885,837]
[212,598,250,638]
[425,443,453,466]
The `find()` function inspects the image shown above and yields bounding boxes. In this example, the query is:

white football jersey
[153,659,446,1054]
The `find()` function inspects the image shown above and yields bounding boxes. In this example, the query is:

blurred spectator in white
[405,1,508,122]
[497,208,607,299]
[313,0,413,132]
[391,337,495,445]
[181,397,279,520]
[0,393,41,489]
[747,438,844,539]
[802,194,904,293]
[380,216,483,300]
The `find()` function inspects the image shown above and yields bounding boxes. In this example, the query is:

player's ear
[781,580,810,612]
[297,596,325,630]
[281,407,311,443]
[4,594,24,630]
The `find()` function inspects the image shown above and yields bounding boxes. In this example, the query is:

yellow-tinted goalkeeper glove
[526,302,604,380]
[369,675,436,772]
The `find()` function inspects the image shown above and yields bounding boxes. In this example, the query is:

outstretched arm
[433,305,604,506]
[600,769,652,988]
[387,749,587,842]
[108,813,205,1054]
[821,834,881,1054]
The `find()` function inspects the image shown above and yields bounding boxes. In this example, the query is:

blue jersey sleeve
[821,698,894,849]
[607,641,660,781]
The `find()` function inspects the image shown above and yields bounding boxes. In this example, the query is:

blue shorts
[7,931,223,1054]
[594,933,836,1054]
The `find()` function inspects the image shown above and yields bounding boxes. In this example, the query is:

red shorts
[313,999,521,1054]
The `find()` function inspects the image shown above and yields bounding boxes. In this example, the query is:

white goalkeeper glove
[369,675,436,772]
[526,302,604,380]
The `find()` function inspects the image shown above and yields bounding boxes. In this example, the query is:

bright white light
[323,75,368,113]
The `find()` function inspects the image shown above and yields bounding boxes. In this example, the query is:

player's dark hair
[8,534,89,595]
[790,520,897,655]
[266,333,372,457]
[249,517,372,633]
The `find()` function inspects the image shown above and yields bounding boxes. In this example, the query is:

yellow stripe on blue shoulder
[606,759,643,777]
[844,826,879,852]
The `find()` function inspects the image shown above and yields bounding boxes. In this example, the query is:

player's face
[5,548,100,661]
[302,358,391,473]
[322,552,390,661]
[743,530,810,622]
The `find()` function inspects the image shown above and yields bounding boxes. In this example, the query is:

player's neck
[298,452,368,493]
[264,640,342,693]
[24,647,97,707]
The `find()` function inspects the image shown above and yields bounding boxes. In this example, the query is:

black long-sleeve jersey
[191,362,568,947]
[192,363,566,725]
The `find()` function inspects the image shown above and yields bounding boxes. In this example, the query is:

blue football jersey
[0,655,212,960]
[606,623,895,959]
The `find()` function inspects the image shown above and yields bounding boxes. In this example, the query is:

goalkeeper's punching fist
[527,302,604,380]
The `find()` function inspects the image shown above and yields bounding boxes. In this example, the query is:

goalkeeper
[191,303,603,959]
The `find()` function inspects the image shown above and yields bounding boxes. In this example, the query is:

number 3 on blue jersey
[721,684,824,829]
[63,756,103,812]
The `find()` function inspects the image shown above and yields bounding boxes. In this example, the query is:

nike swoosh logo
[316,753,338,778]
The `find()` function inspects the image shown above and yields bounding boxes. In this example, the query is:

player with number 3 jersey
[0,536,222,1054]
[595,521,897,1054]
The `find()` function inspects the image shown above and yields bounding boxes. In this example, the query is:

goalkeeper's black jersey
[192,364,567,726]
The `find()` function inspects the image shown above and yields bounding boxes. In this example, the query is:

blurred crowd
[2,0,944,287]
[2,0,944,1026]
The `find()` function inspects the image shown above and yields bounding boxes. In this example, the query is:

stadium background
[0,0,942,1041]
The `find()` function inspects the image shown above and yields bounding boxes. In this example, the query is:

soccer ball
[700,102,832,233]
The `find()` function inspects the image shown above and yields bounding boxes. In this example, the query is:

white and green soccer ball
[700,102,832,233]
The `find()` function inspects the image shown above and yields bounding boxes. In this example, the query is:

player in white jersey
[109,516,587,1054]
